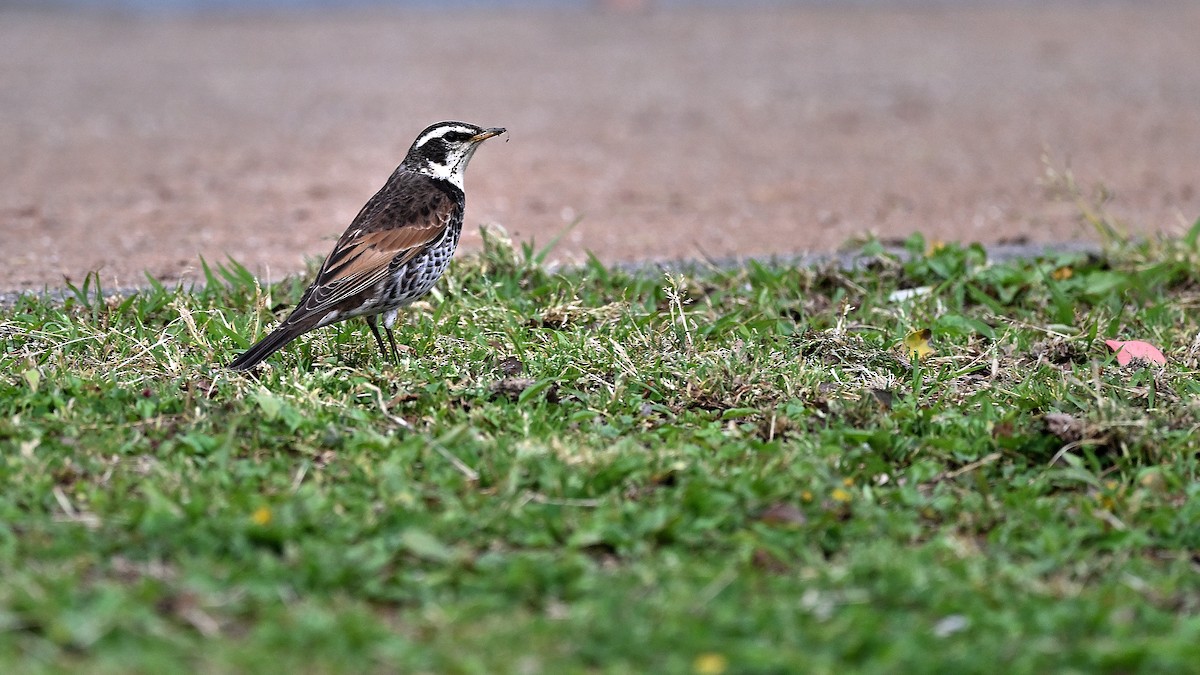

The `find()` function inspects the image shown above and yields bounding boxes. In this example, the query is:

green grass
[2,224,1200,673]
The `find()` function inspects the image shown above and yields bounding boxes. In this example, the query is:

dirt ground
[1,3,1198,291]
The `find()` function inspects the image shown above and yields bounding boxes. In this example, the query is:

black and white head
[402,121,506,189]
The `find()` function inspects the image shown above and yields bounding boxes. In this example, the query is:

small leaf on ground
[902,328,934,360]
[1044,412,1083,442]
[497,356,525,376]
[757,503,807,527]
[1104,339,1167,366]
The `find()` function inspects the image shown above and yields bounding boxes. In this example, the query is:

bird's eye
[441,131,470,144]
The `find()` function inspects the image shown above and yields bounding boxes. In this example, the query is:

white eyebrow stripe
[414,125,478,147]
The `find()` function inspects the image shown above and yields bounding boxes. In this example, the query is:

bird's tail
[227,322,313,371]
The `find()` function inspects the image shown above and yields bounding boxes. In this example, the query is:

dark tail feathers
[227,323,311,371]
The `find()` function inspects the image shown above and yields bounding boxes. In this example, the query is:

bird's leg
[365,315,389,362]
[384,326,401,364]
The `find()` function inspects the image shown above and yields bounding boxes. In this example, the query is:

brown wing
[281,174,459,328]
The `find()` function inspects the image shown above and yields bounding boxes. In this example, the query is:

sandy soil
[1,3,1198,291]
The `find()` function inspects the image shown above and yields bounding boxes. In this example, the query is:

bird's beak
[470,127,506,143]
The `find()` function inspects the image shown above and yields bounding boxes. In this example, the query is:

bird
[227,121,506,371]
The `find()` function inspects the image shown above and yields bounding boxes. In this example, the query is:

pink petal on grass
[1104,339,1167,366]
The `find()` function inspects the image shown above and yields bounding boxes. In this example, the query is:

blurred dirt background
[1,2,1198,291]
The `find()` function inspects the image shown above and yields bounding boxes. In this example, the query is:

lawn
[1,224,1199,673]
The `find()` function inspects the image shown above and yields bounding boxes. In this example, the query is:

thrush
[227,121,505,371]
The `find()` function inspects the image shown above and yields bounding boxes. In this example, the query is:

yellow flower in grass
[251,506,272,526]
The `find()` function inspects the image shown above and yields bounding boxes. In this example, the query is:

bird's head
[403,121,506,188]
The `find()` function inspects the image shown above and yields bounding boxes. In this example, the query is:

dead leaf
[490,377,536,399]
[1044,412,1082,442]
[991,419,1015,439]
[1051,266,1074,281]
[497,356,525,376]
[757,503,807,527]
[1104,339,1167,366]
[751,547,790,573]
[389,390,421,406]
[180,377,218,399]
[869,388,894,409]
[902,328,934,360]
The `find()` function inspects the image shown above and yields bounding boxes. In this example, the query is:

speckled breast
[383,220,463,308]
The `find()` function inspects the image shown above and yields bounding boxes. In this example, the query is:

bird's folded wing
[288,196,456,322]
